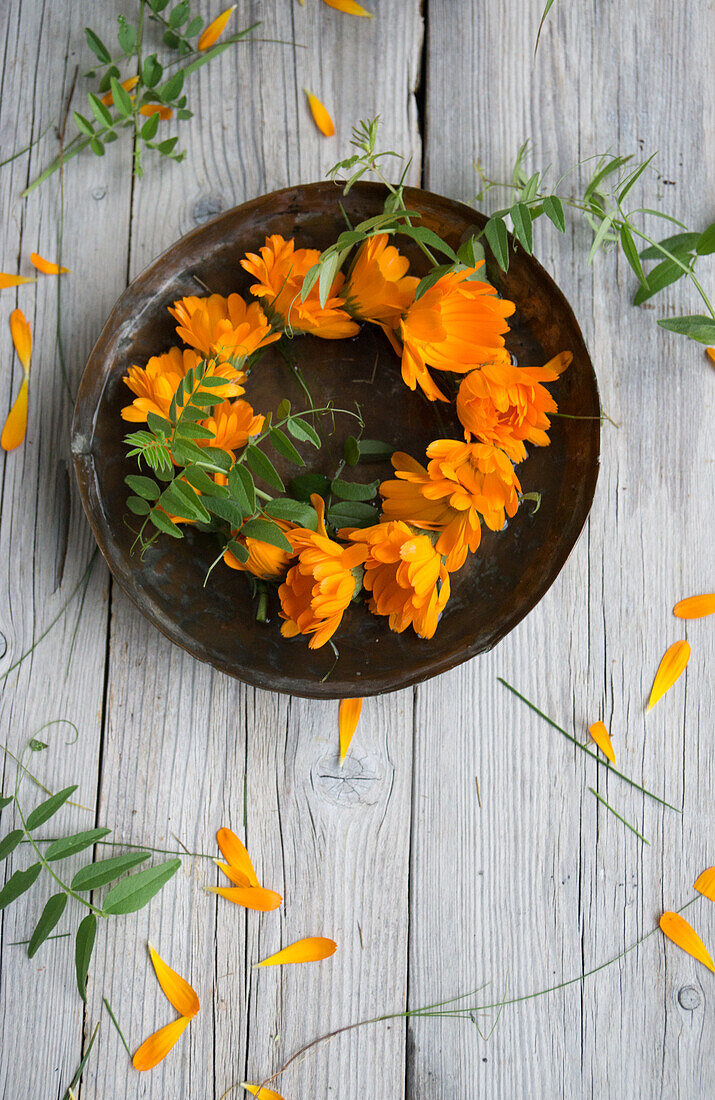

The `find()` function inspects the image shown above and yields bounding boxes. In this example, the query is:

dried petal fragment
[30,252,71,275]
[673,594,715,620]
[647,640,691,711]
[1,378,28,451]
[216,827,259,886]
[10,308,32,370]
[694,867,715,902]
[132,1015,191,1071]
[198,5,236,50]
[323,0,373,14]
[339,697,362,763]
[660,911,715,972]
[304,90,335,137]
[588,720,615,763]
[241,1084,285,1100]
[0,273,35,289]
[148,944,200,1018]
[206,884,283,911]
[255,937,337,967]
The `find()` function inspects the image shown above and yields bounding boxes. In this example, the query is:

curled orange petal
[1,378,28,451]
[216,827,259,886]
[660,911,715,972]
[0,273,36,289]
[148,944,200,1018]
[207,885,283,911]
[10,308,31,370]
[255,937,337,967]
[241,1084,285,1100]
[304,90,335,137]
[588,720,615,763]
[339,697,362,764]
[673,594,715,620]
[139,103,173,119]
[322,0,373,14]
[647,640,690,711]
[694,867,715,902]
[30,252,71,275]
[132,1015,191,1071]
[198,5,236,50]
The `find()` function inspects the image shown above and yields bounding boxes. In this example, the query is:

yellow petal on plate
[694,867,715,902]
[240,1083,285,1100]
[304,90,335,137]
[660,911,715,973]
[1,378,29,452]
[148,944,200,1018]
[588,720,615,763]
[322,0,373,15]
[10,308,31,371]
[673,594,715,620]
[132,1015,191,1072]
[0,273,36,289]
[198,5,236,50]
[647,640,691,711]
[255,937,337,967]
[206,884,283,911]
[30,252,71,275]
[339,697,362,764]
[216,827,259,886]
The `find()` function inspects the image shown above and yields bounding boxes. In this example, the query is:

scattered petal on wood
[647,640,690,711]
[255,937,337,967]
[148,944,200,1018]
[198,5,236,50]
[305,90,335,137]
[339,697,362,763]
[206,884,283,911]
[588,720,615,763]
[694,867,715,902]
[659,911,715,972]
[1,378,28,451]
[707,347,715,366]
[30,252,71,275]
[673,594,715,620]
[323,0,373,14]
[0,273,36,289]
[216,827,259,886]
[240,1083,285,1100]
[10,308,32,370]
[214,858,251,888]
[132,1016,191,1072]
[139,104,173,119]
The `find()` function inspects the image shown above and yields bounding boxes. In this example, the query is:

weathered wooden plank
[410,1,714,1097]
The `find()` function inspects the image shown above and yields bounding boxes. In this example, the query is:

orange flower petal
[216,827,259,886]
[139,103,173,119]
[694,867,715,901]
[30,252,71,275]
[304,90,335,137]
[0,273,36,289]
[706,347,715,365]
[148,944,200,1018]
[647,640,691,711]
[10,308,31,371]
[660,911,715,972]
[241,1084,285,1100]
[132,1015,191,1072]
[339,697,363,764]
[206,885,283,911]
[198,5,236,50]
[673,594,715,620]
[255,937,337,967]
[322,0,373,14]
[214,858,251,887]
[1,378,28,451]
[588,720,615,763]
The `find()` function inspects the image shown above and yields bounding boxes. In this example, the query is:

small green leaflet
[109,76,133,118]
[543,195,566,232]
[289,473,330,502]
[270,427,304,465]
[102,858,181,915]
[286,417,321,447]
[484,217,509,271]
[331,478,379,502]
[0,863,42,911]
[229,464,256,514]
[27,892,68,958]
[205,497,248,528]
[126,475,160,500]
[227,539,250,564]
[85,27,111,63]
[0,795,13,812]
[0,829,24,862]
[25,786,78,831]
[343,436,360,466]
[358,439,393,460]
[696,221,715,255]
[639,231,699,260]
[264,498,319,529]
[75,913,97,1001]
[633,258,687,304]
[327,501,378,529]
[45,828,112,863]
[150,509,183,538]
[657,315,715,344]
[240,519,293,552]
[244,445,285,492]
[510,203,533,254]
[71,851,151,892]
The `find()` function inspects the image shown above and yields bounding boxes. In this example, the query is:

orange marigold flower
[168,293,280,363]
[456,351,572,461]
[342,233,418,326]
[121,347,245,423]
[399,266,516,401]
[379,440,521,571]
[200,399,264,457]
[341,521,450,640]
[278,495,367,648]
[224,517,296,580]
[240,235,359,340]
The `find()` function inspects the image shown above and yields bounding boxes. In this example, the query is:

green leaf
[633,258,687,304]
[149,509,183,538]
[163,28,181,49]
[126,475,160,500]
[200,446,233,471]
[226,540,250,564]
[358,438,393,460]
[619,223,648,287]
[110,76,133,118]
[414,264,453,300]
[127,495,151,516]
[0,795,13,812]
[587,211,618,264]
[286,417,320,447]
[584,155,631,204]
[0,863,42,911]
[174,422,216,441]
[289,473,330,502]
[331,478,379,502]
[103,858,181,915]
[168,0,190,27]
[616,153,657,202]
[143,54,163,88]
[276,399,292,419]
[155,137,179,156]
[71,851,150,892]
[73,112,95,137]
[343,436,360,466]
[85,27,111,63]
[146,411,172,435]
[264,498,319,529]
[0,829,24,862]
[657,315,715,344]
[239,519,293,552]
[161,481,211,523]
[75,913,97,1001]
[543,195,566,232]
[397,225,458,261]
[639,232,699,260]
[45,828,111,863]
[89,136,105,157]
[117,16,136,55]
[327,501,379,529]
[510,203,533,254]
[696,221,715,256]
[186,15,204,35]
[161,69,185,101]
[26,786,77,832]
[28,892,68,958]
[301,263,321,301]
[188,391,224,408]
[29,740,48,752]
[205,497,249,528]
[141,112,160,140]
[230,464,255,514]
[244,446,285,492]
[150,0,171,10]
[269,427,304,465]
[318,252,340,309]
[87,93,113,129]
[182,466,227,496]
[484,216,510,271]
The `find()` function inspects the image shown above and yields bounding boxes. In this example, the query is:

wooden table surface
[1,2,713,1097]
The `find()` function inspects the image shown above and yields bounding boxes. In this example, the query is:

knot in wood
[678,985,701,1011]
[311,751,385,808]
[192,193,225,225]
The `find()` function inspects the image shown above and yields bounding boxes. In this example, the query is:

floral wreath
[121,193,572,653]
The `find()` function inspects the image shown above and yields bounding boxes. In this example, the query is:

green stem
[589,787,649,844]
[0,122,54,169]
[24,837,214,859]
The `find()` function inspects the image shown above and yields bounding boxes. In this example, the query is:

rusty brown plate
[71,181,600,699]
